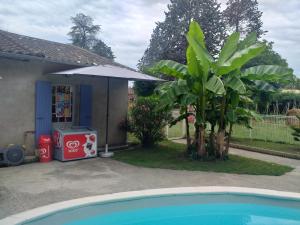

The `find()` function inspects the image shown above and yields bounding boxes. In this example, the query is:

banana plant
[152,21,294,160]
[209,31,293,159]
[153,22,225,157]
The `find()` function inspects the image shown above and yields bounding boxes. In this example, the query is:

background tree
[285,76,300,90]
[133,81,158,97]
[245,41,288,68]
[138,0,226,69]
[223,0,265,38]
[68,13,100,49]
[68,13,115,60]
[92,39,115,60]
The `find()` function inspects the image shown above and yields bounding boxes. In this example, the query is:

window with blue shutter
[79,85,92,127]
[35,80,52,145]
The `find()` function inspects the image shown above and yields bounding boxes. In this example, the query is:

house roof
[0,29,161,81]
[0,29,121,67]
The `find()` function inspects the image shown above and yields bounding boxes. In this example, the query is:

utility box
[53,127,97,161]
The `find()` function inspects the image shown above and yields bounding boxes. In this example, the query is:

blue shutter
[35,80,52,145]
[79,85,92,127]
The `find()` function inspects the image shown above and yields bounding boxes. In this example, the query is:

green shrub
[130,96,172,147]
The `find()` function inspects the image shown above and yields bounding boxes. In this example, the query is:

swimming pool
[2,187,300,225]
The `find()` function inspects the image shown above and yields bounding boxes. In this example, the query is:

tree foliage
[133,81,158,97]
[223,0,265,38]
[138,0,226,69]
[153,21,293,160]
[92,39,115,60]
[68,13,115,60]
[68,13,100,49]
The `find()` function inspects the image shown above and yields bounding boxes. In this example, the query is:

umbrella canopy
[50,64,162,81]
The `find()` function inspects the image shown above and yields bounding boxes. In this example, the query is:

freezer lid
[55,127,95,134]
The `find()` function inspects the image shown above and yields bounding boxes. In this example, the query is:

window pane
[52,85,73,123]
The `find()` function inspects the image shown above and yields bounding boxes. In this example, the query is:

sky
[0,0,299,76]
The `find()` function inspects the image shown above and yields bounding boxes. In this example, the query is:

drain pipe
[100,77,114,158]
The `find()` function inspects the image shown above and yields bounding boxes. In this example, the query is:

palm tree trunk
[197,94,206,158]
[198,126,206,157]
[225,122,233,158]
[185,107,191,150]
[216,130,225,159]
[209,124,217,157]
[217,95,226,159]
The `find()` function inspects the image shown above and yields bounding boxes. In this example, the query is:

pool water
[23,194,300,225]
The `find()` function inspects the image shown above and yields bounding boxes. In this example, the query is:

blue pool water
[23,194,300,225]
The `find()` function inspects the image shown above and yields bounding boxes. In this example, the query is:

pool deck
[2,187,300,225]
[0,147,300,219]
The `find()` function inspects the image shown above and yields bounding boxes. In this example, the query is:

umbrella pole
[100,77,114,158]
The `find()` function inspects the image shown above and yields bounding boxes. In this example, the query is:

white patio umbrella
[50,64,162,158]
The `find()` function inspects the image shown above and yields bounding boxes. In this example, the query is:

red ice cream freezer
[53,127,97,161]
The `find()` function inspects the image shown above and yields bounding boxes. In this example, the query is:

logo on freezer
[83,134,97,157]
[66,141,80,149]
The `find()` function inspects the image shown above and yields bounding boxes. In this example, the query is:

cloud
[0,0,299,76]
[259,0,300,76]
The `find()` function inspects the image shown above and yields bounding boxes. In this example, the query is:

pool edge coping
[1,186,300,225]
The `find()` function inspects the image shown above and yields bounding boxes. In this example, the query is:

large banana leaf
[217,43,265,76]
[225,75,246,94]
[188,21,206,48]
[206,75,225,95]
[230,91,240,108]
[180,93,198,106]
[239,95,254,104]
[226,107,238,123]
[156,81,177,108]
[237,32,257,50]
[186,21,213,79]
[217,32,240,66]
[153,60,188,79]
[157,79,194,109]
[235,107,262,121]
[241,65,294,83]
[187,46,203,78]
[172,79,189,96]
[251,80,276,92]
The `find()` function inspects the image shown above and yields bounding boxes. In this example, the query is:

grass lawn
[231,138,300,156]
[115,141,293,176]
[168,121,297,145]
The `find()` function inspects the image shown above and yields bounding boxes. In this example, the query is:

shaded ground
[0,147,299,219]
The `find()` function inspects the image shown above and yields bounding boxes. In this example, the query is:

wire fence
[166,111,300,145]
